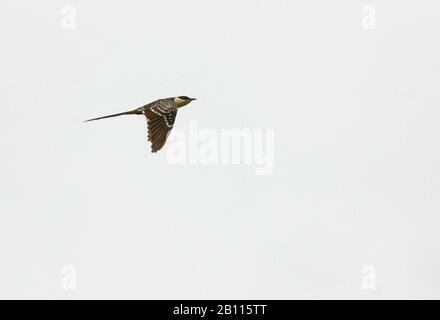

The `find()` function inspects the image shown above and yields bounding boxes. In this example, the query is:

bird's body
[85,96,196,152]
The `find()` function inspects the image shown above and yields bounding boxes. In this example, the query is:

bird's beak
[190,98,197,101]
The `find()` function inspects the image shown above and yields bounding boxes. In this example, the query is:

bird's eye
[179,96,189,100]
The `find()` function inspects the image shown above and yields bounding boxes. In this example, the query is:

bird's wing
[144,101,178,153]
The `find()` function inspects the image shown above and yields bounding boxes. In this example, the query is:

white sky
[0,0,439,299]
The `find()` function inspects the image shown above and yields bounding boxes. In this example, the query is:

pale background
[0,0,439,299]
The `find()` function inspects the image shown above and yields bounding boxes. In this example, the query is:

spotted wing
[144,101,178,153]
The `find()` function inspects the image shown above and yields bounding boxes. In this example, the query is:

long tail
[84,109,140,122]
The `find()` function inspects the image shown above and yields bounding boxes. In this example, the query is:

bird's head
[174,96,196,107]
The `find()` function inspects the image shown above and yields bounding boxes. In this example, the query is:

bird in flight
[85,96,196,152]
